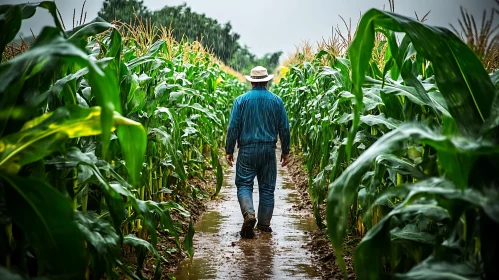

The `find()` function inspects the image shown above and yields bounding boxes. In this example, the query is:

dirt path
[173,150,320,279]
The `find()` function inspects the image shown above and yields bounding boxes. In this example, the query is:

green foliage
[0,2,246,279]
[1,174,86,278]
[98,0,150,24]
[230,47,283,76]
[184,218,195,259]
[274,8,499,280]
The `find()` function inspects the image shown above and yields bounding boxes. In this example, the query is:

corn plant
[274,8,499,280]
[0,2,245,279]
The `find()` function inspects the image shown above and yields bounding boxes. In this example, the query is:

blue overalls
[225,86,290,227]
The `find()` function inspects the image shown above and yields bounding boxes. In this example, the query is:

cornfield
[275,7,499,280]
[2,1,499,280]
[0,2,245,279]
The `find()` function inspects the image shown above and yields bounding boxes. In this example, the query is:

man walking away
[225,66,291,238]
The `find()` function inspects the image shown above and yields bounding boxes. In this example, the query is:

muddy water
[173,151,320,279]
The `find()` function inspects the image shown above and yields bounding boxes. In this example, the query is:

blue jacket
[225,86,290,155]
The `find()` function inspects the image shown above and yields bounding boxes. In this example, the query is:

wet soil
[133,149,360,279]
[286,154,359,280]
[173,150,321,279]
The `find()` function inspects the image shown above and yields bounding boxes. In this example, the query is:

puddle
[174,150,319,279]
[194,211,225,234]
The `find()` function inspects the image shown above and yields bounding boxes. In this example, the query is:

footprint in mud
[174,151,320,280]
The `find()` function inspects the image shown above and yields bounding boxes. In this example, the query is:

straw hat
[245,66,274,82]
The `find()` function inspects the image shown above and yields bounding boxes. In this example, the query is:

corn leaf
[393,256,480,280]
[66,17,112,44]
[356,177,499,279]
[0,174,86,278]
[349,9,496,140]
[327,123,499,272]
[184,217,195,258]
[212,148,224,195]
[75,211,121,278]
[124,234,162,259]
[0,106,145,182]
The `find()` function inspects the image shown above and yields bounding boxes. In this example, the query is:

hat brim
[245,74,274,82]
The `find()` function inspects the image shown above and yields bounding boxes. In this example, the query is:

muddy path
[173,150,320,279]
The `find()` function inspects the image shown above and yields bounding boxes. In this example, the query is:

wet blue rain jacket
[225,86,290,155]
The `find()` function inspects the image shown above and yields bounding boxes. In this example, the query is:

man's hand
[280,154,290,167]
[226,154,234,167]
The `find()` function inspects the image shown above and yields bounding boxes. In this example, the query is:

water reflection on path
[174,151,319,279]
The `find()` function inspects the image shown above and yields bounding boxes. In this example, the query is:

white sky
[1,0,497,57]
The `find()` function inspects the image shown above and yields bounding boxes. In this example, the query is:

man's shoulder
[267,90,284,104]
[234,91,252,103]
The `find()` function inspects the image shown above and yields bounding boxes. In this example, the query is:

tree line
[98,0,282,74]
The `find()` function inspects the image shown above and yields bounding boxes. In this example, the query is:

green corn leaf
[75,211,121,278]
[107,29,123,59]
[355,201,451,279]
[356,177,498,279]
[327,123,499,272]
[75,211,120,255]
[212,148,224,195]
[184,217,195,259]
[391,224,436,245]
[46,68,90,105]
[378,89,404,120]
[400,51,437,116]
[360,114,401,130]
[117,124,146,186]
[180,103,222,127]
[0,26,124,161]
[0,174,86,278]
[66,17,113,46]
[349,9,496,140]
[375,154,427,180]
[45,147,133,235]
[124,234,167,278]
[142,200,187,249]
[79,164,129,234]
[393,256,481,280]
[124,234,163,259]
[0,27,90,135]
[87,64,122,159]
[0,105,145,183]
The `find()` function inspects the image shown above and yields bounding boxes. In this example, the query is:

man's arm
[278,100,291,166]
[225,100,241,166]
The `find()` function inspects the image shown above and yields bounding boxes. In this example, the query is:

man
[225,65,291,238]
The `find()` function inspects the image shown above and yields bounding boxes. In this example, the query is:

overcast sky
[1,0,497,57]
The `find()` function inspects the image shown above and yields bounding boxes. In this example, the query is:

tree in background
[98,0,150,25]
[230,46,282,75]
[152,4,240,63]
[256,51,283,73]
[97,0,282,73]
